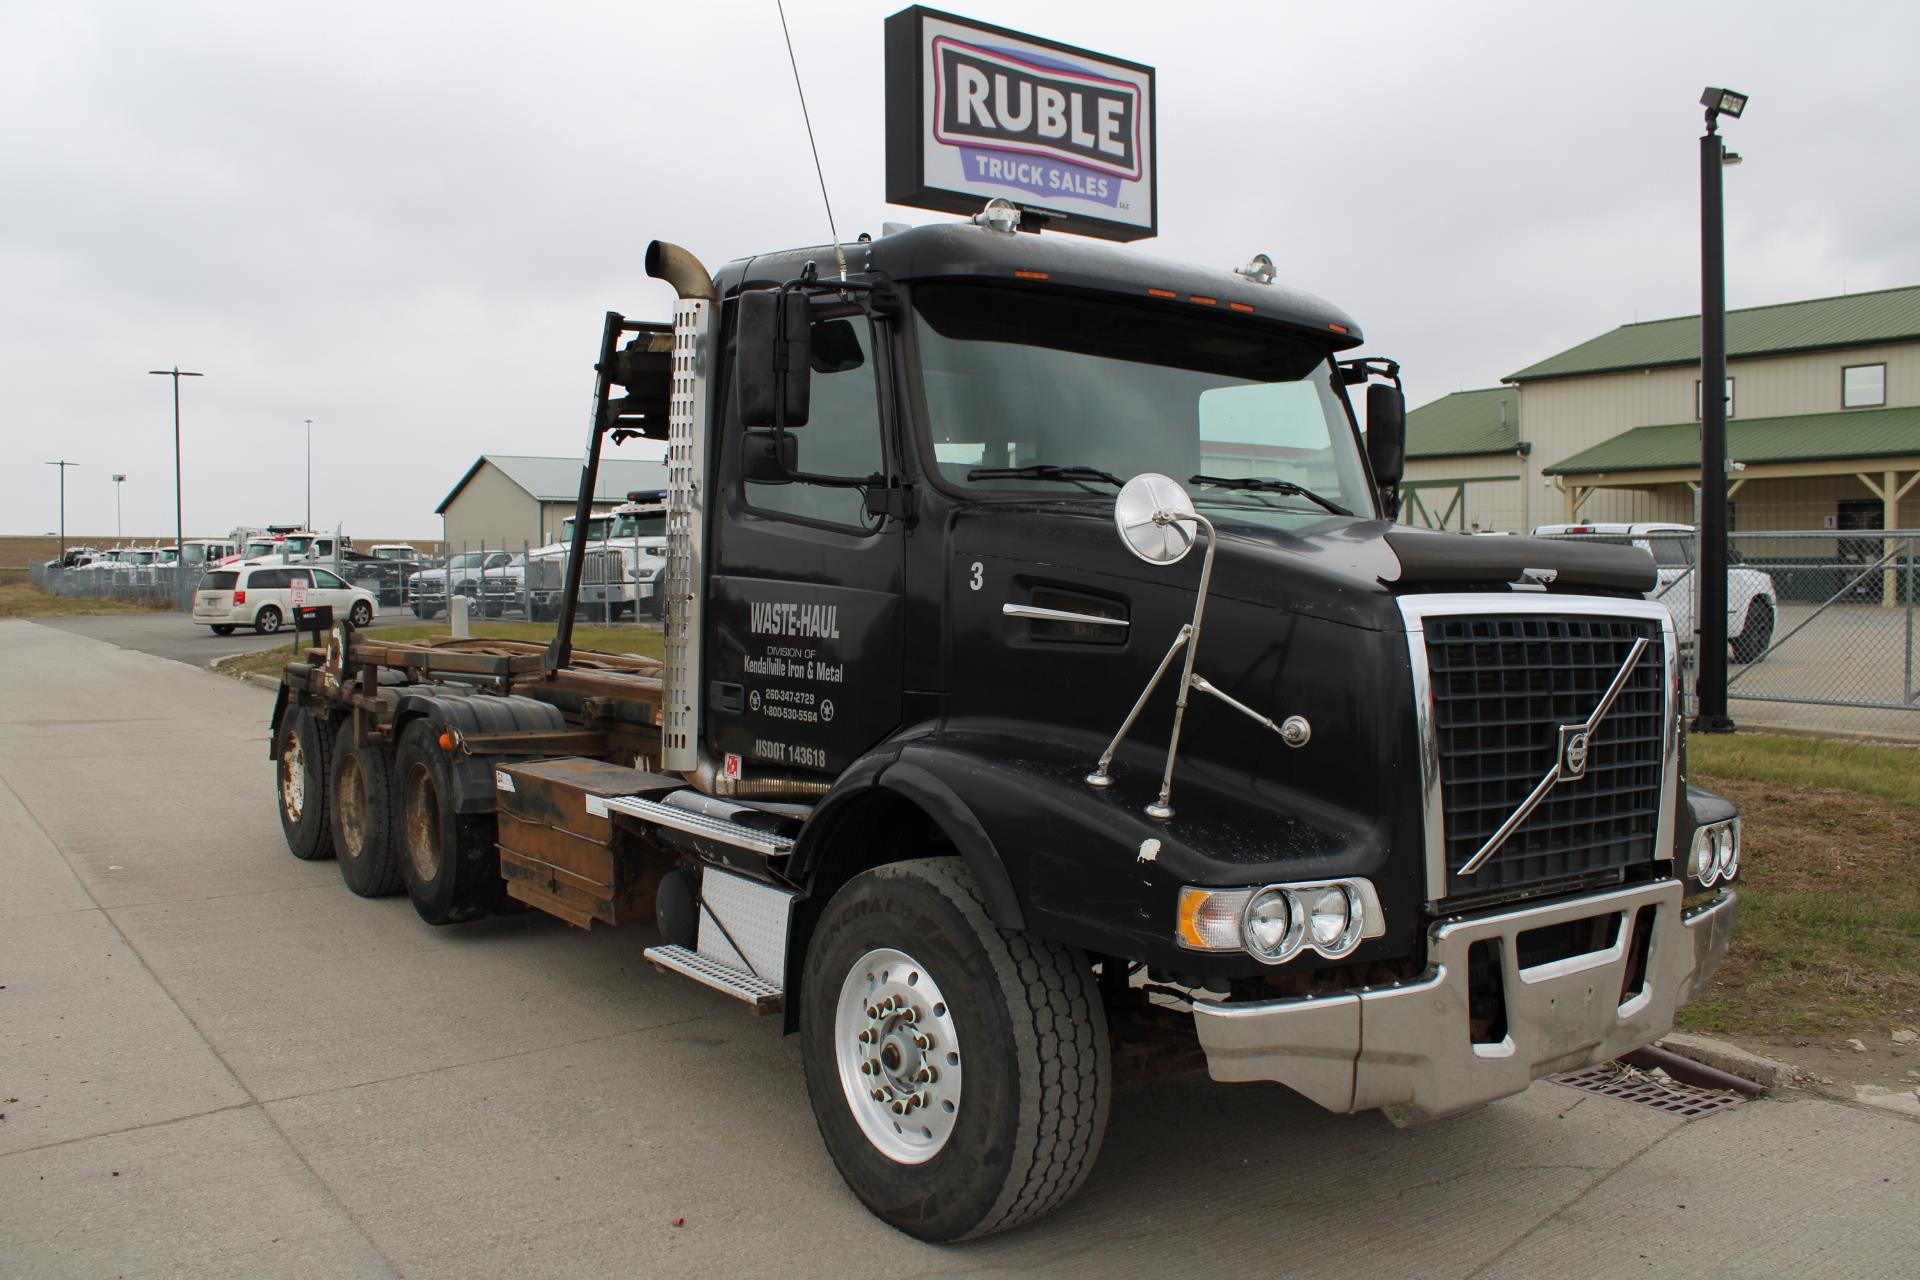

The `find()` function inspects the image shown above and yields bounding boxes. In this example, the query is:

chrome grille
[1424,613,1666,900]
[527,558,562,591]
[585,548,624,585]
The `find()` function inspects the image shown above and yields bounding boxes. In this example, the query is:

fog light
[1241,887,1300,962]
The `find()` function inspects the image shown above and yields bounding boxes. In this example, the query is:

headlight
[1305,885,1361,954]
[1175,879,1379,963]
[1689,819,1740,887]
[1241,887,1300,962]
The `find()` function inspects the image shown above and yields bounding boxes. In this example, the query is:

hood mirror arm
[1089,475,1304,819]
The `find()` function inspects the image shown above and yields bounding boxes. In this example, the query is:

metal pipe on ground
[1621,1045,1768,1097]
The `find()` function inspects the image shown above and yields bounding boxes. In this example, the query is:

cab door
[704,303,904,779]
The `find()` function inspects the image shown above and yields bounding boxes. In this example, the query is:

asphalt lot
[2,618,1916,1279]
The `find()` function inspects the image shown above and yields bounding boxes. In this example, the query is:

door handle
[710,681,745,714]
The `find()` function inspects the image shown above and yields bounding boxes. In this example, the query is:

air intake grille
[1425,614,1665,899]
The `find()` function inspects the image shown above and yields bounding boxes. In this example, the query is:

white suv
[1532,522,1778,661]
[192,563,377,635]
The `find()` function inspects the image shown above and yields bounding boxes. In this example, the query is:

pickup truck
[1533,522,1778,661]
[408,549,524,619]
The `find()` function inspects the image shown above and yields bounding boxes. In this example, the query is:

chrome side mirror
[1114,472,1198,565]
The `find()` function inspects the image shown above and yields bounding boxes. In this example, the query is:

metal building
[436,454,670,551]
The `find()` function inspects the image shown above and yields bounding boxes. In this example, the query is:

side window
[1648,539,1687,568]
[286,569,313,587]
[253,569,289,589]
[311,569,347,589]
[744,315,884,528]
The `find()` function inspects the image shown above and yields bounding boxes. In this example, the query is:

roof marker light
[1328,322,1351,335]
[1147,288,1177,299]
[1014,270,1049,281]
[1189,295,1217,307]
[1228,302,1254,314]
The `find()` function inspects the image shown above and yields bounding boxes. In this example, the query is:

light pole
[303,417,313,530]
[113,473,127,546]
[148,366,204,563]
[1695,87,1747,734]
[47,461,78,561]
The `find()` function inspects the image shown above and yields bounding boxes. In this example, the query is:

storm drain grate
[1550,1064,1746,1118]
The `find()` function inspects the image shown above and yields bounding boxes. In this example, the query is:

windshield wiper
[1189,474,1353,517]
[967,463,1125,490]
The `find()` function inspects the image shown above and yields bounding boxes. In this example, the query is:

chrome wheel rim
[834,947,963,1165]
[281,730,306,822]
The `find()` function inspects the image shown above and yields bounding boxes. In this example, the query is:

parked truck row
[269,218,1739,1242]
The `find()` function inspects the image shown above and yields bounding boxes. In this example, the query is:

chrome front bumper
[1191,881,1736,1125]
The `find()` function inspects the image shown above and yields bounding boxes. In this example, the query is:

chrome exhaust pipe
[646,241,717,302]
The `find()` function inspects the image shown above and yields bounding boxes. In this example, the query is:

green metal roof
[1507,284,1920,382]
[1543,404,1920,476]
[1404,387,1527,459]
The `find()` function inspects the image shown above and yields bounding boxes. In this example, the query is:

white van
[192,563,377,635]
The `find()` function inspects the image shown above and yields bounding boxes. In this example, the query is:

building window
[1843,363,1886,409]
[1695,377,1734,420]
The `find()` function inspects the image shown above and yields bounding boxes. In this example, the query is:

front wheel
[799,859,1110,1243]
[1732,597,1774,663]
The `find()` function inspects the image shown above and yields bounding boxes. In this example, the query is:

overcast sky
[6,0,1916,540]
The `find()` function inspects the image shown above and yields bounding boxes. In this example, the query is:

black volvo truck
[270,214,1740,1242]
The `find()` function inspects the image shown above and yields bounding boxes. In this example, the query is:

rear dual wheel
[276,707,336,861]
[395,719,503,925]
[329,741,404,897]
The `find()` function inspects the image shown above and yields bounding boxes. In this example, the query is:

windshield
[245,540,278,557]
[373,547,411,560]
[558,516,613,543]
[912,284,1372,518]
[281,536,314,554]
[611,513,666,539]
[447,552,485,569]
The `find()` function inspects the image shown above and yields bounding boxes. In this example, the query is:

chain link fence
[1539,527,1918,736]
[30,536,667,633]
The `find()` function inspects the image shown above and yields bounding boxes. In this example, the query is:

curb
[1657,1031,1797,1089]
[242,673,280,692]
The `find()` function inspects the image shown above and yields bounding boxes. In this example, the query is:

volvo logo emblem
[1562,729,1590,779]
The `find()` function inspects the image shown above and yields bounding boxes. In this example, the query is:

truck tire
[799,859,1110,1243]
[276,707,336,861]
[255,605,283,635]
[330,741,404,897]
[395,718,502,925]
[1732,597,1774,663]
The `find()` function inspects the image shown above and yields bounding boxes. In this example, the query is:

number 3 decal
[968,561,983,591]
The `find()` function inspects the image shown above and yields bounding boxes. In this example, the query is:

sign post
[885,6,1156,241]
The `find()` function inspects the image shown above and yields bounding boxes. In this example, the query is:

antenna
[775,0,848,280]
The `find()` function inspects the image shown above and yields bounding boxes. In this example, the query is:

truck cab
[524,493,668,621]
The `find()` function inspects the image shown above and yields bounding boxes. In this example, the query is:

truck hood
[953,501,1656,631]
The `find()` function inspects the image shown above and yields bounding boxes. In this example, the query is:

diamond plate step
[604,795,794,856]
[643,944,784,1011]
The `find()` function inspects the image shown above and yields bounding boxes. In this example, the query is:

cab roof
[717,221,1364,351]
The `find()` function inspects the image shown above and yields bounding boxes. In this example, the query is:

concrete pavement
[2,618,1914,1279]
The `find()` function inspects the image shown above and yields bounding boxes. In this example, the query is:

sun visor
[1382,527,1657,594]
